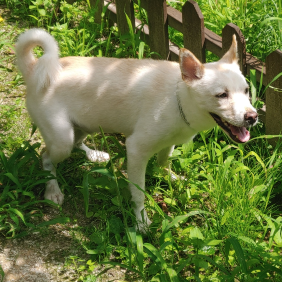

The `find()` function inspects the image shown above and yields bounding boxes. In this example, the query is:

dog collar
[176,81,190,127]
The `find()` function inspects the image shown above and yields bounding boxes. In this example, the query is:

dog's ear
[219,34,238,64]
[179,49,204,82]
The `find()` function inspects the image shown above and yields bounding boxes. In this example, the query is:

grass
[0,0,282,281]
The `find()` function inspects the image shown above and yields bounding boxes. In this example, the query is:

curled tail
[16,28,61,90]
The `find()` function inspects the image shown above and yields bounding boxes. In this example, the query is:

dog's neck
[176,80,215,133]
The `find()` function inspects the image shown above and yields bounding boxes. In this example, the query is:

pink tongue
[230,125,250,142]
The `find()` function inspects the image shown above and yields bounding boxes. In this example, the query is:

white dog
[16,29,257,231]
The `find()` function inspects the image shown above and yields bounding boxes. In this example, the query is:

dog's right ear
[179,48,204,83]
[219,34,238,64]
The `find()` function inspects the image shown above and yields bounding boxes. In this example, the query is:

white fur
[16,29,257,232]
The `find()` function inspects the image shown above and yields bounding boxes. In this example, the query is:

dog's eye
[245,87,249,94]
[216,93,228,98]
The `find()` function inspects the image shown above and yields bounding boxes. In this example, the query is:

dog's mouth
[210,113,250,143]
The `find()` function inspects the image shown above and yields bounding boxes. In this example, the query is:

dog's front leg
[126,137,153,232]
[42,151,64,205]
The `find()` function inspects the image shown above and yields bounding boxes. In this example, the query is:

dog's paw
[44,180,64,205]
[135,214,152,234]
[136,218,152,234]
[86,150,110,163]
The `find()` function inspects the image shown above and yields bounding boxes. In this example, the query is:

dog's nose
[244,111,258,125]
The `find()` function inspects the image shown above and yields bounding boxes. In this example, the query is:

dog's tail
[16,28,61,90]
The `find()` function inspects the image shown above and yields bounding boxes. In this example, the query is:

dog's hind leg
[157,145,186,182]
[74,129,110,163]
[157,146,175,167]
[78,143,110,163]
[42,123,75,205]
[42,151,64,205]
[158,145,178,181]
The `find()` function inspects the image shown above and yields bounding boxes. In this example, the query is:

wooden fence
[89,0,282,137]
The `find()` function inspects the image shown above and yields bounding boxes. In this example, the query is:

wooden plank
[167,5,183,33]
[116,0,135,35]
[265,50,282,137]
[182,0,205,62]
[147,0,169,59]
[204,28,222,57]
[105,0,117,23]
[222,23,246,75]
[169,41,180,62]
[246,53,266,83]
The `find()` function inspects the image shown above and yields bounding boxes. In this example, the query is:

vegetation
[168,0,282,61]
[0,0,282,281]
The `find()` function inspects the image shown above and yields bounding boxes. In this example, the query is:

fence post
[182,0,205,63]
[115,0,135,35]
[147,0,169,60]
[89,0,104,23]
[222,23,246,75]
[265,50,282,139]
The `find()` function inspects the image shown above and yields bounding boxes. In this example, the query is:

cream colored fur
[16,29,257,232]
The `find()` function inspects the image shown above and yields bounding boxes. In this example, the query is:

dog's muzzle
[210,111,258,143]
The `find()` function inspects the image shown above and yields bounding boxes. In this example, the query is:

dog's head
[179,35,257,143]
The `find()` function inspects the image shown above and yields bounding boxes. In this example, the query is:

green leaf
[90,232,105,244]
[138,41,145,59]
[144,243,167,270]
[38,9,46,16]
[87,249,100,254]
[203,239,223,246]
[8,208,26,225]
[250,69,257,106]
[243,151,266,174]
[164,197,176,205]
[81,173,93,218]
[166,267,180,282]
[227,237,247,274]
[4,173,22,189]
[90,167,114,179]
[125,12,135,51]
[162,210,209,235]
[196,254,230,275]
[37,217,70,227]
[111,195,122,206]
[190,227,204,240]
[221,210,230,225]
[136,233,144,273]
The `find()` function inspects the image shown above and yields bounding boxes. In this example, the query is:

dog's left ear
[179,49,204,83]
[219,34,238,64]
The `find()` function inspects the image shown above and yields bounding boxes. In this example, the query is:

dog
[16,29,257,231]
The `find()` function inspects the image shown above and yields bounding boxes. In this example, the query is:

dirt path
[0,204,127,282]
